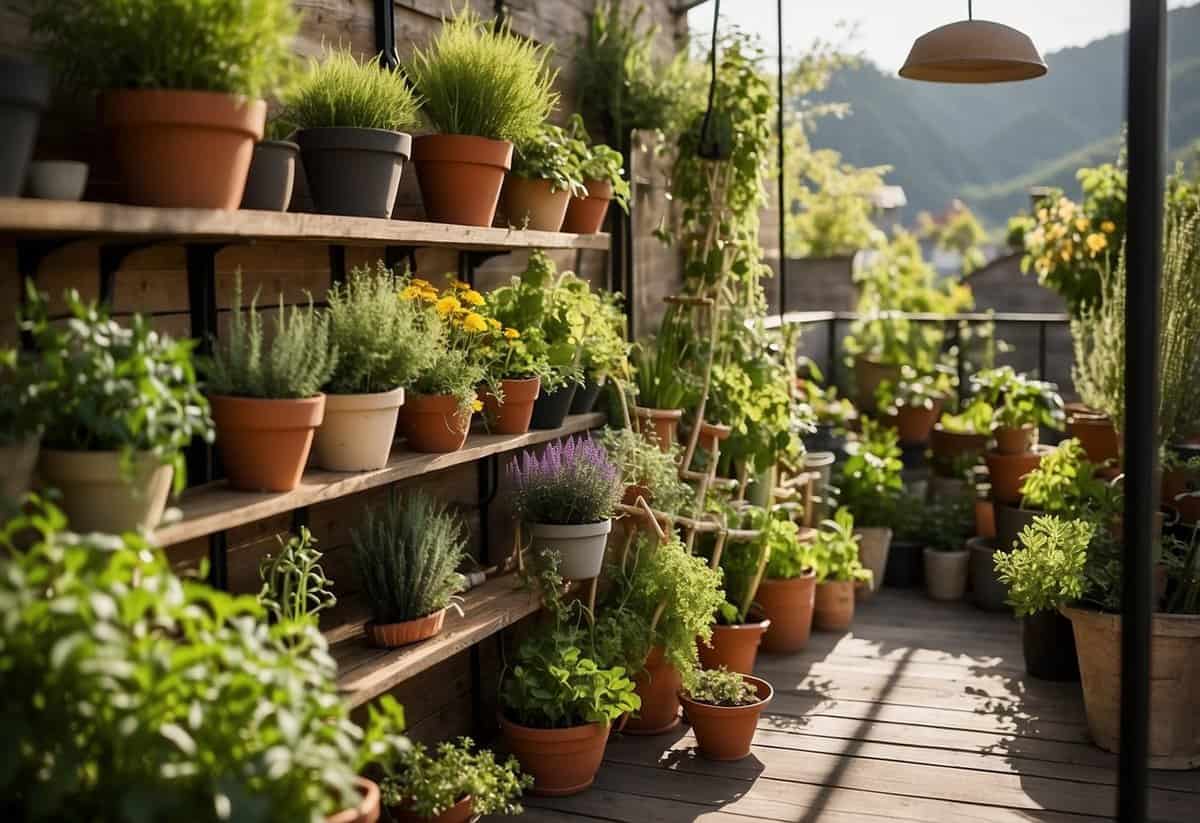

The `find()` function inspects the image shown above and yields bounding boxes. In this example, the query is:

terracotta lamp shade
[899,20,1047,84]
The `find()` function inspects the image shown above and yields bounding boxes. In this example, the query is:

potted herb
[930,397,993,479]
[352,491,467,648]
[205,278,336,492]
[0,497,410,822]
[478,322,548,435]
[796,366,858,457]
[510,435,622,580]
[811,508,873,631]
[407,9,556,227]
[678,667,773,762]
[0,55,49,197]
[700,505,774,675]
[0,346,44,502]
[876,367,949,446]
[561,117,631,234]
[240,118,299,211]
[598,427,694,513]
[381,737,530,823]
[258,527,337,625]
[25,288,212,534]
[834,419,902,593]
[502,122,587,231]
[282,46,419,218]
[631,308,697,451]
[755,515,818,653]
[314,263,438,471]
[922,492,975,601]
[32,0,297,208]
[560,273,630,414]
[972,366,1064,505]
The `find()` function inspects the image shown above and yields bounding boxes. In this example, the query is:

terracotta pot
[413,134,512,226]
[984,445,1049,505]
[37,449,173,534]
[1023,610,1079,682]
[975,497,996,538]
[401,393,470,453]
[388,795,473,823]
[529,382,578,430]
[500,175,571,231]
[0,435,39,501]
[813,580,856,631]
[967,537,1009,612]
[1163,467,1200,524]
[699,617,770,674]
[923,547,969,601]
[326,778,381,823]
[698,421,733,453]
[893,402,941,445]
[854,527,892,598]
[561,179,614,234]
[756,571,816,653]
[482,377,541,435]
[930,425,989,463]
[1067,412,1119,466]
[527,519,613,580]
[101,89,265,208]
[366,608,447,648]
[498,715,609,796]
[994,424,1038,455]
[680,674,773,761]
[240,139,298,211]
[297,127,410,218]
[0,57,50,197]
[210,394,325,492]
[853,357,900,415]
[312,388,405,472]
[626,645,683,734]
[634,406,683,452]
[1063,606,1200,769]
[622,483,652,507]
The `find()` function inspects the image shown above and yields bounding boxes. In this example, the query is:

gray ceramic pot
[240,140,298,211]
[967,536,1009,612]
[0,57,50,197]
[995,503,1039,554]
[296,127,411,218]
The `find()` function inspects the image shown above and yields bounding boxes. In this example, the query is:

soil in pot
[37,449,173,534]
[634,406,683,452]
[893,403,941,446]
[1066,410,1119,466]
[482,377,541,435]
[529,383,578,430]
[883,539,925,588]
[756,571,817,653]
[241,139,298,211]
[680,674,774,761]
[967,537,1009,612]
[985,445,1050,505]
[528,519,613,580]
[499,715,609,796]
[626,645,682,734]
[326,777,381,823]
[570,378,605,415]
[813,580,856,631]
[0,57,50,197]
[698,617,771,674]
[401,393,471,454]
[211,394,325,492]
[924,547,969,601]
[102,89,265,208]
[26,160,89,201]
[1022,609,1080,682]
[388,795,473,823]
[366,608,447,648]
[413,134,512,226]
[994,424,1038,455]
[500,175,571,231]
[561,179,613,234]
[297,127,411,218]
[0,436,39,501]
[313,388,405,472]
[855,527,893,599]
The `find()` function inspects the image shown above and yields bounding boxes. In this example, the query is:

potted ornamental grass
[313,263,438,471]
[32,0,298,208]
[258,527,337,626]
[598,427,694,513]
[921,492,976,602]
[381,737,530,823]
[700,505,774,675]
[0,498,410,822]
[835,419,902,594]
[631,308,697,451]
[561,116,632,234]
[679,667,774,762]
[240,117,299,211]
[502,122,587,231]
[755,516,818,653]
[876,367,949,446]
[510,435,622,580]
[0,346,44,503]
[205,277,336,492]
[282,45,420,218]
[972,366,1064,505]
[811,508,872,631]
[24,288,212,534]
[407,9,557,227]
[352,491,467,648]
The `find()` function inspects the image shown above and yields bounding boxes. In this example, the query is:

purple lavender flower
[509,435,622,524]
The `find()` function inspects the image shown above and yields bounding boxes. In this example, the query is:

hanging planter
[482,377,541,435]
[240,139,299,211]
[698,615,770,674]
[38,449,173,534]
[756,570,817,653]
[313,388,405,472]
[499,716,609,797]
[401,393,471,453]
[529,382,578,430]
[325,778,382,823]
[527,520,613,580]
[0,56,49,197]
[211,394,326,492]
[625,645,683,735]
[679,672,774,761]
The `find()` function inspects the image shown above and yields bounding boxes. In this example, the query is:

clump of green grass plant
[282,45,421,132]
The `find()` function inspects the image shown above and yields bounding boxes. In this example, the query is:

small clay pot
[0,57,50,197]
[814,580,856,631]
[756,571,817,653]
[930,424,989,463]
[994,424,1038,455]
[1023,610,1080,682]
[26,160,88,201]
[622,483,652,507]
[893,402,941,445]
[853,357,900,415]
[698,421,733,453]
[698,616,771,674]
[679,674,773,761]
[529,382,578,430]
[210,394,325,492]
[297,127,411,218]
[854,527,892,599]
[326,778,381,823]
[38,449,173,534]
[312,388,405,472]
[923,547,969,601]
[482,376,541,435]
[388,795,473,823]
[561,178,613,234]
[626,645,683,735]
[634,406,683,452]
[985,445,1050,505]
[366,608,447,648]
[500,175,571,230]
[413,134,513,226]
[1067,409,1119,465]
[401,393,470,453]
[499,715,609,796]
[240,139,298,211]
[570,378,605,414]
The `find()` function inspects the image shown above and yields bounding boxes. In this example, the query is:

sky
[690,0,1195,73]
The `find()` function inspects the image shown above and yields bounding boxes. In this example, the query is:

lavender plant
[509,436,622,525]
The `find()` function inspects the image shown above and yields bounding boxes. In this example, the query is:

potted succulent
[502,122,587,231]
[314,263,437,471]
[699,505,774,675]
[679,667,774,762]
[561,117,631,234]
[32,0,298,208]
[922,493,975,601]
[510,435,622,580]
[282,46,419,219]
[598,427,694,513]
[240,118,299,211]
[352,492,467,648]
[0,55,49,197]
[835,419,902,594]
[811,508,873,631]
[0,497,410,821]
[876,367,949,446]
[754,516,818,653]
[205,278,335,492]
[631,309,696,451]
[24,288,212,534]
[258,527,337,626]
[972,366,1064,505]
[0,346,44,503]
[407,9,556,227]
[381,738,530,823]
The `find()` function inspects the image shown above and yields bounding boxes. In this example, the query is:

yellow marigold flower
[1101,220,1117,234]
[504,327,520,339]
[419,288,438,302]
[1086,233,1108,254]
[463,289,485,307]
[452,279,471,291]
[1060,247,1073,262]
[471,399,484,412]
[400,285,422,301]
[488,317,502,330]
[411,278,432,289]
[1075,217,1090,232]
[463,312,489,333]
[436,295,461,316]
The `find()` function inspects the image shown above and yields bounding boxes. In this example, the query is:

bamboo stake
[741,535,772,624]
[637,496,667,543]
[586,576,599,615]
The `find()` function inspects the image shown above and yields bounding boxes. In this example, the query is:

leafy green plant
[0,497,410,822]
[631,307,698,411]
[1019,438,1117,519]
[834,419,904,528]
[786,141,890,258]
[325,262,439,395]
[380,737,530,818]
[938,397,994,434]
[994,515,1094,617]
[32,0,298,97]
[206,275,337,400]
[258,527,337,625]
[811,508,872,585]
[510,436,622,525]
[921,493,975,553]
[0,348,45,446]
[970,366,1065,431]
[566,116,632,212]
[552,264,630,382]
[512,122,587,196]
[683,667,759,707]
[874,366,950,412]
[597,427,694,515]
[764,516,816,579]
[352,491,467,624]
[22,286,213,492]
[281,45,421,132]
[407,8,557,143]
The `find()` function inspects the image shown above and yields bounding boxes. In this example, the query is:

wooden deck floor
[490,589,1200,823]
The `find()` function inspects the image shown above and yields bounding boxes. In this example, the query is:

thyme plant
[597,427,694,515]
[993,515,1094,617]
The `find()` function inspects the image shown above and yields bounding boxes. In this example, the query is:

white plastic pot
[0,435,39,501]
[528,519,613,580]
[312,388,405,472]
[37,449,173,534]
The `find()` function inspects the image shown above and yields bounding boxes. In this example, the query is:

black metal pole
[1120,2,1165,820]
[372,0,399,69]
[776,0,787,315]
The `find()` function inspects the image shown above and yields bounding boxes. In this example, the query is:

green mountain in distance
[807,2,1200,229]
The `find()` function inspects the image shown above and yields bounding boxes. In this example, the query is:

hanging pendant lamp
[899,1,1047,83]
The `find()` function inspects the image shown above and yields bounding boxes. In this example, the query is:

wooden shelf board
[154,413,606,547]
[0,198,610,252]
